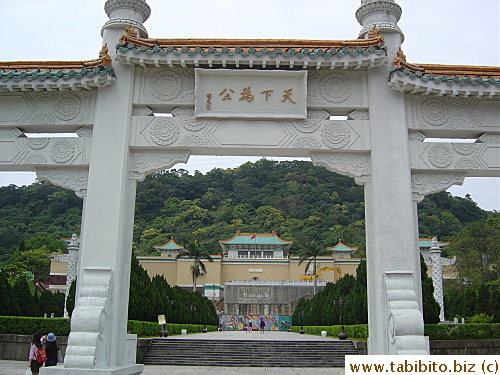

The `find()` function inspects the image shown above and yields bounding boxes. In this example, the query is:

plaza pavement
[1,331,346,375]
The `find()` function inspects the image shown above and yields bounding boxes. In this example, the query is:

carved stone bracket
[129,150,190,181]
[65,267,112,369]
[36,168,89,198]
[385,271,428,355]
[411,172,466,202]
[310,152,371,185]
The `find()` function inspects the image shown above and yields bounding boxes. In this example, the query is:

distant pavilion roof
[327,240,357,252]
[154,237,184,251]
[419,238,449,248]
[219,231,292,246]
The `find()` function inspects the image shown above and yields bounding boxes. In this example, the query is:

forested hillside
[0,159,490,268]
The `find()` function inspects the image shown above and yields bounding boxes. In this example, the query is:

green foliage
[291,324,369,339]
[446,214,499,287]
[66,279,76,318]
[177,240,213,292]
[444,281,500,322]
[0,316,71,335]
[291,323,500,340]
[421,255,440,324]
[468,313,494,323]
[128,255,218,325]
[127,320,217,337]
[293,258,440,326]
[424,323,500,340]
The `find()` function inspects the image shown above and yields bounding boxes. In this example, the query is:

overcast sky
[1,0,498,211]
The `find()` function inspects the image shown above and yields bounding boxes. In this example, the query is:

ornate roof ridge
[392,48,500,81]
[219,231,292,244]
[119,35,385,49]
[0,45,114,82]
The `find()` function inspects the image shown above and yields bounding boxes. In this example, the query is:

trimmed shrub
[0,316,70,336]
[292,324,500,340]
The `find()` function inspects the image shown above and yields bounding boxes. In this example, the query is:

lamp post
[333,298,348,340]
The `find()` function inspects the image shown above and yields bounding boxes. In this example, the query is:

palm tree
[298,241,329,295]
[177,240,213,292]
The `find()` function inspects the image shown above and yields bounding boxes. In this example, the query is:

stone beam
[0,136,90,171]
[409,141,500,177]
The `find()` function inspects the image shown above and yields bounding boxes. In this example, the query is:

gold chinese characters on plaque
[195,69,307,119]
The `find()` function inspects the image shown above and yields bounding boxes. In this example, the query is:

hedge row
[291,325,368,339]
[0,317,70,336]
[291,324,500,340]
[0,316,217,337]
[127,320,217,337]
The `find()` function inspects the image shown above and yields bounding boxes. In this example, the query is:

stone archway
[0,0,498,373]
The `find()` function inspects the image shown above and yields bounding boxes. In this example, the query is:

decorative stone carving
[64,267,112,368]
[50,140,76,163]
[150,70,183,101]
[27,138,50,150]
[140,68,195,105]
[76,127,93,137]
[427,144,453,168]
[452,143,475,155]
[421,98,448,126]
[311,152,370,185]
[24,154,47,164]
[408,131,425,142]
[53,94,82,121]
[478,133,500,144]
[293,136,321,149]
[29,113,55,125]
[348,109,369,120]
[173,107,208,131]
[129,150,190,181]
[319,72,352,103]
[455,158,479,169]
[150,118,180,146]
[179,134,208,146]
[36,168,89,198]
[322,122,350,149]
[292,110,328,133]
[0,128,23,138]
[132,107,153,116]
[384,271,428,354]
[411,172,465,202]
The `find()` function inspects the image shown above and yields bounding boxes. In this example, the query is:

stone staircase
[141,338,358,367]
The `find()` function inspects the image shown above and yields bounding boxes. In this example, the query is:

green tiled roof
[220,232,292,246]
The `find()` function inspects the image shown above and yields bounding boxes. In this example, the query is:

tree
[420,255,440,324]
[448,214,499,287]
[66,278,76,318]
[298,241,329,295]
[176,240,213,292]
[13,277,39,317]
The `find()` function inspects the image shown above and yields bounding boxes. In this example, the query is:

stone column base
[40,364,144,375]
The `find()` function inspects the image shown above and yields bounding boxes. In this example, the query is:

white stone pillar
[63,234,80,318]
[429,238,445,322]
[357,0,428,355]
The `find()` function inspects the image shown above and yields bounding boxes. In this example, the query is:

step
[141,338,358,367]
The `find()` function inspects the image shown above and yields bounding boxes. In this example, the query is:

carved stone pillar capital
[129,150,190,181]
[411,172,466,202]
[310,152,371,185]
[36,168,89,198]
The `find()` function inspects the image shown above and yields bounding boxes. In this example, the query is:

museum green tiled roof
[327,240,357,252]
[419,238,449,248]
[154,237,184,250]
[220,231,292,246]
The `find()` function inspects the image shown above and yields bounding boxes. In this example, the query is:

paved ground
[2,331,346,375]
